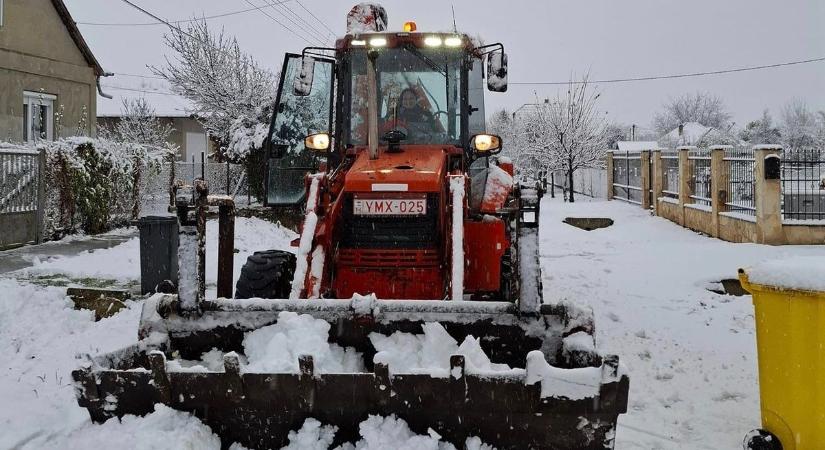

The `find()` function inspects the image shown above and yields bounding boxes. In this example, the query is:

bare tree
[100,98,175,148]
[151,20,277,159]
[653,92,731,136]
[780,99,824,151]
[518,76,607,202]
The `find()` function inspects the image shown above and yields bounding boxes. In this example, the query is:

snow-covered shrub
[40,138,172,237]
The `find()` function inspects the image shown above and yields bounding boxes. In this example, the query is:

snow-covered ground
[16,216,296,297]
[540,197,825,449]
[2,200,824,449]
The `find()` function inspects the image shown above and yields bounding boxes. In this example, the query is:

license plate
[353,198,426,216]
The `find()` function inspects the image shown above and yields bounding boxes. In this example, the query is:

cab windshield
[348,46,463,145]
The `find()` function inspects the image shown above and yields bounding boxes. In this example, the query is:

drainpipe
[97,72,114,99]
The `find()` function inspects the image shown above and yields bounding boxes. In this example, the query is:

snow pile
[745,256,825,292]
[525,350,601,400]
[369,322,511,376]
[166,348,229,373]
[338,415,493,450]
[30,404,221,450]
[282,418,338,450]
[0,279,142,449]
[243,311,365,373]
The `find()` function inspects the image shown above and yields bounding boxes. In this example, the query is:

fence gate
[0,148,44,250]
[611,151,643,204]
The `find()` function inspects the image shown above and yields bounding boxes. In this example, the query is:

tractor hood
[344,146,449,192]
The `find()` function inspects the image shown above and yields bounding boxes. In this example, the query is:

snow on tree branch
[512,75,607,201]
[150,20,277,160]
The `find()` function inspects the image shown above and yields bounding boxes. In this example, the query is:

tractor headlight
[444,36,463,47]
[305,133,330,152]
[369,37,387,47]
[424,36,442,47]
[471,134,502,154]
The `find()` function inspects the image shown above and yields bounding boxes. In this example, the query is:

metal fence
[141,161,250,214]
[782,148,825,220]
[724,148,756,216]
[0,147,44,248]
[0,148,40,214]
[661,152,679,199]
[688,149,712,207]
[611,151,643,204]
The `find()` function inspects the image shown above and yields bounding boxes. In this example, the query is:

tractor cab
[264,21,509,208]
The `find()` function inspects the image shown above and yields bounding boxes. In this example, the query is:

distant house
[659,122,740,148]
[0,0,104,142]
[97,85,219,162]
[615,141,660,152]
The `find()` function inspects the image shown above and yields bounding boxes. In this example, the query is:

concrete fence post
[754,146,783,245]
[606,151,614,201]
[677,146,695,225]
[710,146,731,238]
[652,150,663,216]
[640,150,651,210]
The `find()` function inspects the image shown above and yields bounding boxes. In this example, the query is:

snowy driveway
[539,198,825,449]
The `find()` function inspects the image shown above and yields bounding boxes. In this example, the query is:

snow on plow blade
[73,295,629,449]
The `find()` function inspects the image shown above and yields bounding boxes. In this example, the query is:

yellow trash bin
[739,266,825,450]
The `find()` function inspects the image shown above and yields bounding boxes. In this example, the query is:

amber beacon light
[403,21,417,32]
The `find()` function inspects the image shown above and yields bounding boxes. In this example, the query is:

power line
[511,56,825,86]
[76,5,271,27]
[261,0,333,44]
[244,0,326,47]
[295,0,337,38]
[101,84,177,96]
[112,72,166,80]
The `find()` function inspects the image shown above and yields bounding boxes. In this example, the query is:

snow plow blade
[73,295,629,450]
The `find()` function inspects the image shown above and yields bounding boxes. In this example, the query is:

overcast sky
[67,0,825,131]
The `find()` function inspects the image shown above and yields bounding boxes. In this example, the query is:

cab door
[265,53,335,206]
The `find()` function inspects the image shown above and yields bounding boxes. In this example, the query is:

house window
[23,91,56,142]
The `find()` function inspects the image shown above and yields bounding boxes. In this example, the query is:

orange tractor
[74,5,628,449]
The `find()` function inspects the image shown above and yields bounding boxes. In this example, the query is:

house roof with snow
[616,141,660,152]
[661,122,713,146]
[97,76,196,118]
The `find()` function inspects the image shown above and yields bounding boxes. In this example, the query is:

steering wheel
[432,110,449,121]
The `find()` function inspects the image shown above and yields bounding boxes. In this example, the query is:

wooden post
[652,150,663,216]
[710,146,731,238]
[217,202,235,299]
[754,146,783,245]
[606,151,614,200]
[640,150,651,210]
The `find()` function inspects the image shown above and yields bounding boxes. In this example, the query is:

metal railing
[782,148,825,220]
[0,148,40,214]
[724,148,756,216]
[611,151,643,204]
[661,152,679,199]
[688,149,712,207]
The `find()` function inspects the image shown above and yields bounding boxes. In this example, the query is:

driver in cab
[383,88,438,142]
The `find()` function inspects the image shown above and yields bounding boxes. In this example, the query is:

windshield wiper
[402,44,447,78]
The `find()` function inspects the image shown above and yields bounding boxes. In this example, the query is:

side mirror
[487,52,508,92]
[305,132,330,152]
[471,134,502,155]
[293,55,315,96]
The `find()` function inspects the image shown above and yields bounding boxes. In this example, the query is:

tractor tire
[235,250,296,299]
